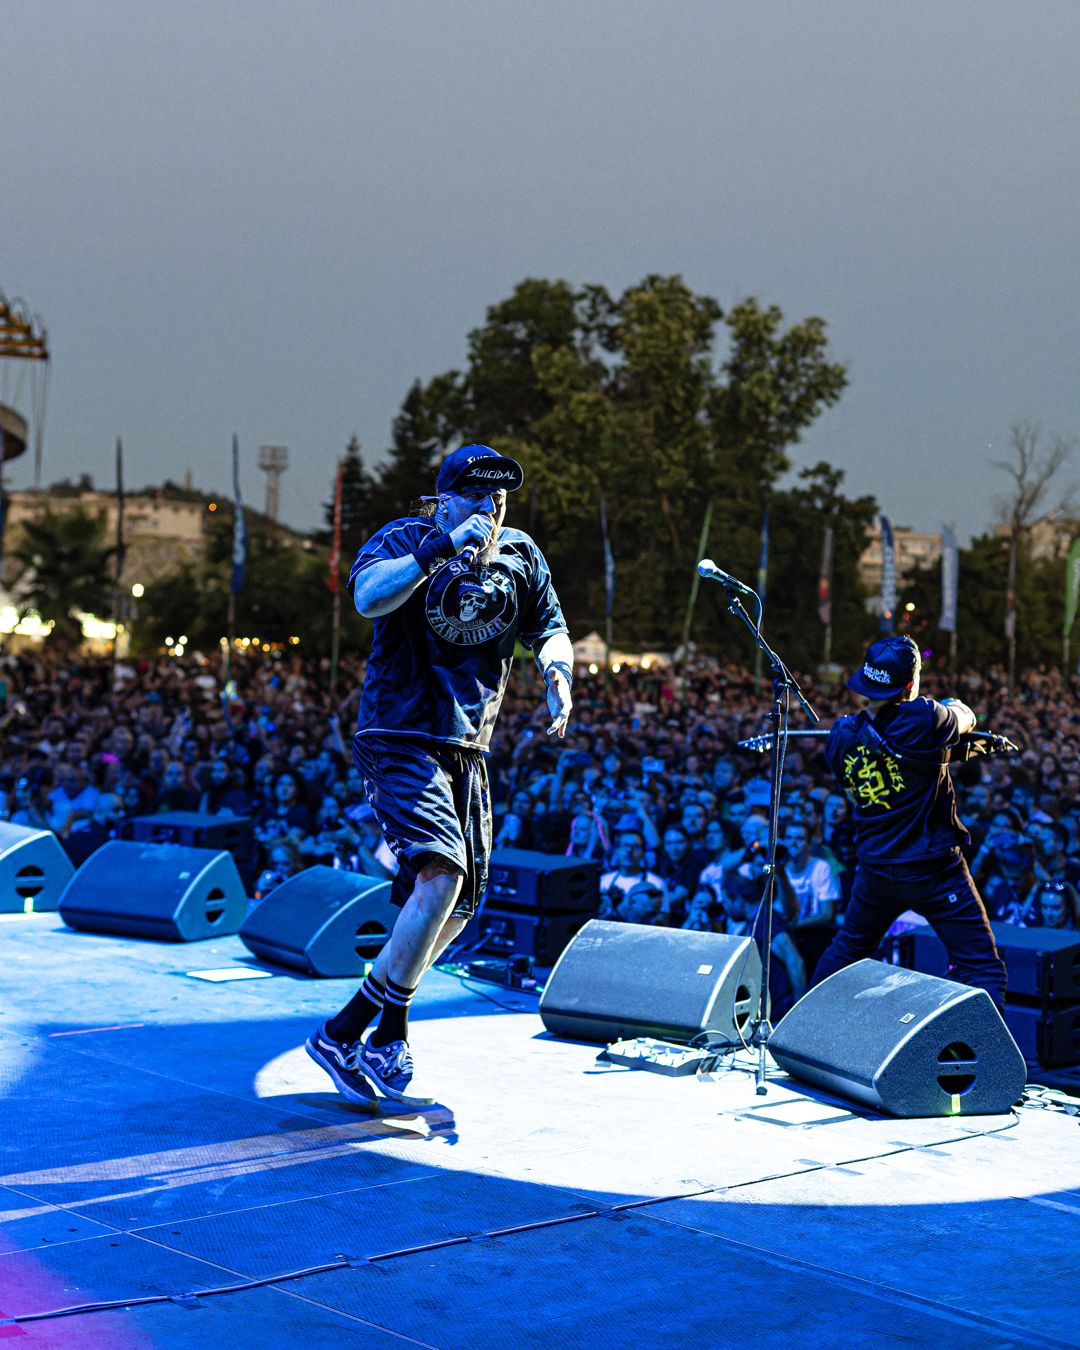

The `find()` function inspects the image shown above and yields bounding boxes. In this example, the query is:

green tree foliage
[371,375,467,522]
[368,274,850,652]
[45,473,96,497]
[314,436,379,589]
[336,436,377,549]
[756,463,879,670]
[137,516,335,656]
[903,532,1066,671]
[9,506,116,644]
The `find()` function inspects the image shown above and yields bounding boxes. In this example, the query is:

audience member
[782,821,841,929]
[1033,878,1080,930]
[3,649,1078,969]
[598,830,668,918]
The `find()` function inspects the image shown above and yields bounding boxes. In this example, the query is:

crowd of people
[2,650,1079,976]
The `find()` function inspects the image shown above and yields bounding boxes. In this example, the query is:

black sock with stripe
[326,972,385,1043]
[369,976,417,1047]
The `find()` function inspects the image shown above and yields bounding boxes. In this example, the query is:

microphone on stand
[697,558,756,594]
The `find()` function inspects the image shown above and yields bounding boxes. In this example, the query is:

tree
[138,516,339,657]
[336,436,376,550]
[372,375,468,522]
[904,532,1068,673]
[314,436,378,586]
[762,463,878,670]
[46,473,95,497]
[374,275,849,648]
[9,506,115,645]
[994,420,1076,686]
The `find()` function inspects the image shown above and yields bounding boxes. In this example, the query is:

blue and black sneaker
[305,1023,378,1109]
[357,1038,431,1104]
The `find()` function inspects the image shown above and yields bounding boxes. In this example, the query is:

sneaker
[356,1038,431,1104]
[305,1023,377,1108]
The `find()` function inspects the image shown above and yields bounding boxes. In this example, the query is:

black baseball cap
[437,444,523,495]
[846,635,921,700]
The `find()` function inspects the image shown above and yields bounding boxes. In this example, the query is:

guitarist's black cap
[847,635,920,700]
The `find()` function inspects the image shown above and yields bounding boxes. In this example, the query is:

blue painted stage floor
[1,912,1077,1348]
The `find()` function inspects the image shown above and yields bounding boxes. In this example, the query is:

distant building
[2,484,309,590]
[858,520,943,599]
[4,487,210,587]
[994,514,1078,562]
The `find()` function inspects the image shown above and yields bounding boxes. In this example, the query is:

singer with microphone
[306,443,573,1105]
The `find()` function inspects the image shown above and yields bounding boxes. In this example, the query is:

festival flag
[879,514,896,634]
[940,523,958,632]
[756,507,769,606]
[1064,537,1080,636]
[1004,554,1017,642]
[680,498,714,655]
[327,459,343,595]
[599,486,615,618]
[817,521,834,627]
[231,433,247,594]
[115,436,126,584]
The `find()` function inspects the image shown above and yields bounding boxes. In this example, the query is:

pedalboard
[599,1037,719,1077]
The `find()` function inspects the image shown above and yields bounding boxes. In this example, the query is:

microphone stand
[714,581,819,1094]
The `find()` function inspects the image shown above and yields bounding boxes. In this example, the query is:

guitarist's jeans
[811,848,1007,1009]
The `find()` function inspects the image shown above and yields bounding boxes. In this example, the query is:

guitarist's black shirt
[825,697,968,868]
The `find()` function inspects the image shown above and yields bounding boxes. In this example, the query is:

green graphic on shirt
[842,745,905,810]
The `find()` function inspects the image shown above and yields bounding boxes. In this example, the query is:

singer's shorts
[352,733,491,919]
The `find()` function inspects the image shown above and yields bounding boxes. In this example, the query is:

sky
[3,1,1079,545]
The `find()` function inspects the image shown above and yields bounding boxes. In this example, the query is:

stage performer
[810,635,1007,1008]
[307,444,573,1103]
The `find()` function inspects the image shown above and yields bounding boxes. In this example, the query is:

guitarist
[811,635,1007,1008]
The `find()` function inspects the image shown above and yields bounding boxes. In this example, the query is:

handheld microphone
[697,558,755,594]
[460,515,498,566]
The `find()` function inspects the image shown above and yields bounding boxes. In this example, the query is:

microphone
[460,515,498,565]
[697,558,755,593]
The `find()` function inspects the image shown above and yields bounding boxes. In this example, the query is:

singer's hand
[544,670,573,739]
[449,512,496,558]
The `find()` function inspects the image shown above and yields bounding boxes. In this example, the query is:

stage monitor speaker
[1003,1001,1080,1069]
[58,841,247,941]
[462,905,592,966]
[538,919,761,1046]
[905,922,1080,1003]
[486,848,601,913]
[769,959,1026,1117]
[239,865,398,977]
[0,822,75,913]
[123,811,253,853]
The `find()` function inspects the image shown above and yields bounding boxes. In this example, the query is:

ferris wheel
[0,289,50,486]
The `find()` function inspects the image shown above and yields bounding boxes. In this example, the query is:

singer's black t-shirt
[348,519,567,751]
[825,697,968,867]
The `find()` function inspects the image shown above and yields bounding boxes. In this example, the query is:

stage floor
[1,912,1078,1349]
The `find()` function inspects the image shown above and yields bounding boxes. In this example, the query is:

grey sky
[4,1,1078,545]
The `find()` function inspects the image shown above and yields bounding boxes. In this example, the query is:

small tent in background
[572,630,672,674]
[572,631,608,670]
